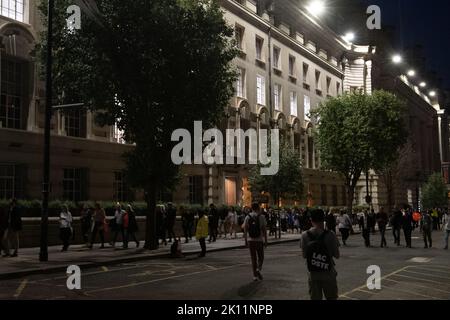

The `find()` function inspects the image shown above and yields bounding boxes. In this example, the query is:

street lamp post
[40,0,54,262]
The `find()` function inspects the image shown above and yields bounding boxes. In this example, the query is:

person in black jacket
[391,208,403,246]
[3,199,22,257]
[325,211,337,234]
[402,209,414,248]
[208,204,219,243]
[0,206,8,256]
[125,204,140,248]
[166,203,177,243]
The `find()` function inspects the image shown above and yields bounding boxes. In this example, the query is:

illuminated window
[1,0,25,22]
[304,95,311,120]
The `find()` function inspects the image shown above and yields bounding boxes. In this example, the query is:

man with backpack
[243,203,268,282]
[301,209,340,300]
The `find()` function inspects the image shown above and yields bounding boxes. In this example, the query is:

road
[1,229,449,300]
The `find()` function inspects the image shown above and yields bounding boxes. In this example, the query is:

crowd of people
[1,198,450,260]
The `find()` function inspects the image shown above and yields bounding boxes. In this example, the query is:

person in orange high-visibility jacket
[196,209,209,257]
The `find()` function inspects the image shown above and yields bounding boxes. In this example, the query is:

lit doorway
[225,177,237,206]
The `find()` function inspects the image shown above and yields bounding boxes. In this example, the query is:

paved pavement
[0,232,302,280]
[1,228,449,300]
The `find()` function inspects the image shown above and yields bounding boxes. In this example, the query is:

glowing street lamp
[429,91,436,97]
[392,54,402,64]
[343,32,355,43]
[407,70,416,77]
[306,1,325,17]
[419,82,427,88]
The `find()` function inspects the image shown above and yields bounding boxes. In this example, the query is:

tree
[248,141,303,206]
[312,90,407,213]
[421,173,448,210]
[37,0,238,249]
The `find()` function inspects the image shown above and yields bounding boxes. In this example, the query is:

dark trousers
[309,272,338,300]
[339,228,350,243]
[393,227,401,245]
[423,229,432,248]
[90,222,105,247]
[124,230,139,248]
[167,223,176,242]
[199,237,206,257]
[113,225,125,244]
[249,241,264,277]
[0,229,5,254]
[60,228,72,251]
[208,225,218,242]
[379,226,387,247]
[362,229,371,247]
[81,223,91,244]
[403,228,412,248]
[183,222,193,241]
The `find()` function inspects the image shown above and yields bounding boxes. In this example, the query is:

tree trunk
[347,185,355,215]
[144,185,158,250]
[386,171,394,213]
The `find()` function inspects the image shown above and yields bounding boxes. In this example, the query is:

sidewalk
[0,233,302,281]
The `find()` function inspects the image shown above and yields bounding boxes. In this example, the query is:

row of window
[0,164,130,202]
[235,24,342,95]
[237,69,313,120]
[1,0,24,22]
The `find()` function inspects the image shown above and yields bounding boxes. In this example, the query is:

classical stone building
[2,0,444,210]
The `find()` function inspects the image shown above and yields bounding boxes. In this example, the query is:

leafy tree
[37,0,238,249]
[312,90,407,213]
[421,173,448,210]
[248,141,303,206]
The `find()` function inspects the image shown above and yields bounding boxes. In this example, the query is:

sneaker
[256,270,264,281]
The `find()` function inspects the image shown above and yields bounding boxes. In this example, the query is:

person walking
[59,205,73,252]
[208,204,219,243]
[337,211,352,246]
[2,199,22,257]
[359,210,371,248]
[0,206,8,257]
[156,205,167,246]
[196,209,209,258]
[391,208,403,246]
[243,203,268,281]
[166,203,177,243]
[421,210,433,249]
[124,204,140,248]
[111,203,125,248]
[402,209,413,248]
[377,207,388,248]
[431,209,439,231]
[80,204,92,246]
[301,209,340,300]
[443,211,450,250]
[227,207,238,239]
[181,206,192,243]
[325,211,336,234]
[89,203,106,249]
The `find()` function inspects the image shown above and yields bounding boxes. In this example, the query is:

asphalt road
[1,229,449,300]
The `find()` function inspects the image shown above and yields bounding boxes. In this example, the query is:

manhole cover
[408,257,432,263]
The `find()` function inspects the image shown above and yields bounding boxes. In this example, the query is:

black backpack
[306,231,332,272]
[248,215,261,238]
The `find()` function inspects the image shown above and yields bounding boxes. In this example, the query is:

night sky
[361,0,450,89]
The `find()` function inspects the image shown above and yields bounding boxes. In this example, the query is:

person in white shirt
[59,205,73,252]
[443,211,450,250]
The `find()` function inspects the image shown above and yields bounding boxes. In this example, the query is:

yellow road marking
[401,270,450,281]
[384,278,450,295]
[86,263,248,294]
[13,279,28,299]
[392,273,448,286]
[101,266,109,272]
[340,266,409,297]
[378,283,443,300]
